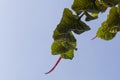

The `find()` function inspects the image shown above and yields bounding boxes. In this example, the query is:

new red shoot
[91,35,97,40]
[45,56,62,74]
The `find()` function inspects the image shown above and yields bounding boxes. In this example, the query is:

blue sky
[0,0,120,80]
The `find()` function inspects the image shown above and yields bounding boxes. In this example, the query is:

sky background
[0,0,120,80]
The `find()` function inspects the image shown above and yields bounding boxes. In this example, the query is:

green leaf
[96,6,120,40]
[53,30,76,42]
[101,0,120,6]
[106,7,120,27]
[95,0,108,12]
[96,22,116,40]
[51,41,69,55]
[61,50,74,60]
[51,41,77,55]
[56,8,90,34]
[61,41,76,50]
[56,8,79,34]
[117,3,120,15]
[72,20,91,34]
[71,0,106,14]
[85,11,98,21]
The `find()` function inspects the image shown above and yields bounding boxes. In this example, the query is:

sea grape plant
[45,0,120,74]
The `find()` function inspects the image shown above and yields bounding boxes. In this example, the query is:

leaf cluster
[52,8,90,59]
[51,0,120,59]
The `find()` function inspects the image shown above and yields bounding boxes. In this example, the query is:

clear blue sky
[0,0,120,80]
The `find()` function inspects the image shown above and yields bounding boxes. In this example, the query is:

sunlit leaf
[92,13,99,17]
[61,50,74,60]
[96,22,116,40]
[109,26,120,33]
[96,6,120,40]
[51,40,77,55]
[51,41,69,55]
[106,7,120,27]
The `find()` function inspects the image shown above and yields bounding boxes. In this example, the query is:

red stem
[45,56,62,74]
[91,35,97,40]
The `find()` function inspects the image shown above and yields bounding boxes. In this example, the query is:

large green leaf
[105,6,120,33]
[101,0,120,6]
[96,6,120,40]
[96,22,116,40]
[61,50,74,60]
[56,8,79,34]
[106,7,120,27]
[56,8,90,34]
[71,0,107,14]
[72,0,98,13]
